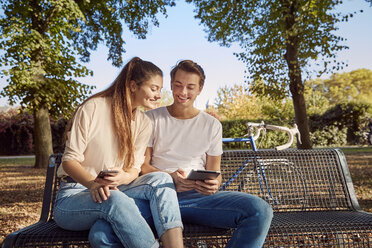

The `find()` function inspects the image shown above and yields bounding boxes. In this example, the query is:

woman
[54,57,184,248]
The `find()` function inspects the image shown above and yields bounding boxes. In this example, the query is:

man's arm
[194,154,221,195]
[141,147,196,192]
[141,147,160,174]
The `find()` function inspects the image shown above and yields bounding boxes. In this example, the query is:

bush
[0,109,67,155]
[310,125,347,147]
[309,102,370,145]
[0,109,34,155]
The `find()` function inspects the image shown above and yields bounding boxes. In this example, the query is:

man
[90,60,273,248]
[142,60,273,247]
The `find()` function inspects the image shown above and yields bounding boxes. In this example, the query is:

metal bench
[3,149,372,247]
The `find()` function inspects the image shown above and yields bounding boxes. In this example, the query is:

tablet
[187,169,221,180]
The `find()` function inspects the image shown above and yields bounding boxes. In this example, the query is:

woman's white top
[57,97,152,177]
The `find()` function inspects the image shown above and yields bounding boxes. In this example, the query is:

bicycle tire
[240,158,309,210]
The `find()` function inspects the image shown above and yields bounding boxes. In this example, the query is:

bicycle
[221,122,309,208]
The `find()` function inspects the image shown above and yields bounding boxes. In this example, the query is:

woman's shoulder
[136,109,152,124]
[81,97,110,112]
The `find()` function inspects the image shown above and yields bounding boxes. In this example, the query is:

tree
[303,78,330,116]
[309,69,372,106]
[187,0,358,148]
[0,0,175,167]
[214,83,295,122]
[215,84,263,120]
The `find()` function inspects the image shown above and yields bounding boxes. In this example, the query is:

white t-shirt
[146,107,223,174]
[58,97,152,177]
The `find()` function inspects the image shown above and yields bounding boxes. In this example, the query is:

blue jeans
[54,172,183,248]
[91,190,273,248]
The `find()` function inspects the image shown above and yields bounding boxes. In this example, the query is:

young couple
[54,57,273,248]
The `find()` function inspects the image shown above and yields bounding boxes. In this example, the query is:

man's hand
[194,179,219,195]
[170,168,196,192]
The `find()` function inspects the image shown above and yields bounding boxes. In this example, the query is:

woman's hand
[87,181,111,203]
[170,168,196,192]
[94,167,138,189]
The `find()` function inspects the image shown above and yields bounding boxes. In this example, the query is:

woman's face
[131,75,163,110]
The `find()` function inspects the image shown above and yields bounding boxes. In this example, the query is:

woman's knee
[105,190,135,209]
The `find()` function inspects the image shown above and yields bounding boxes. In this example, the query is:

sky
[1,0,372,109]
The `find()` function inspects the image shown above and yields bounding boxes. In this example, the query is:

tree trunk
[291,85,312,149]
[33,106,53,168]
[283,0,312,149]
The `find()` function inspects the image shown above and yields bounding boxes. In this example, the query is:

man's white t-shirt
[146,107,223,174]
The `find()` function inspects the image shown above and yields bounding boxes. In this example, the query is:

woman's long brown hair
[65,57,162,170]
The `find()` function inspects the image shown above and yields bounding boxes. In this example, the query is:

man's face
[171,69,203,107]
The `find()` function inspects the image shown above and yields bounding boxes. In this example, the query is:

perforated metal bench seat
[3,149,372,247]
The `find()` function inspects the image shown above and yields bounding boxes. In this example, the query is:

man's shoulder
[145,106,167,119]
[199,111,222,126]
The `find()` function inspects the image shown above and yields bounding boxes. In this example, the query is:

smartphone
[97,170,119,179]
[187,169,221,180]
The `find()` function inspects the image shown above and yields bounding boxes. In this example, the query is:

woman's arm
[62,160,110,203]
[62,160,96,188]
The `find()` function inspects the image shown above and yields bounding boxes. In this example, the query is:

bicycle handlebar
[246,122,301,150]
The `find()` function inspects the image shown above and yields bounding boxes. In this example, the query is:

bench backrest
[41,149,360,221]
[221,149,360,212]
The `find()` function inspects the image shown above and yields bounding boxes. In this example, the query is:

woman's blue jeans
[90,190,273,248]
[54,172,183,248]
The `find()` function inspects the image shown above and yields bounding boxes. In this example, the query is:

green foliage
[187,0,358,148]
[310,125,347,147]
[0,109,33,155]
[0,108,67,155]
[0,0,93,118]
[187,0,353,99]
[260,96,295,122]
[304,78,331,115]
[307,69,372,107]
[215,84,263,120]
[0,0,175,118]
[214,83,295,121]
[309,102,371,145]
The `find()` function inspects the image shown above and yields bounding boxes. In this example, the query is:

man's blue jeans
[54,172,183,248]
[90,190,273,248]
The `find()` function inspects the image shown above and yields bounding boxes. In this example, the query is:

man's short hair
[170,60,206,87]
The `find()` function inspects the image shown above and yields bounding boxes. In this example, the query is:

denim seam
[55,204,132,248]
[106,213,131,248]
[179,205,250,217]
[121,183,168,230]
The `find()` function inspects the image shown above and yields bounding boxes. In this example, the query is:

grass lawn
[0,147,371,245]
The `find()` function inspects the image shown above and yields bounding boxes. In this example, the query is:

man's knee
[236,193,273,223]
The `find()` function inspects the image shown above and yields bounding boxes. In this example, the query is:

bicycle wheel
[241,158,309,210]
